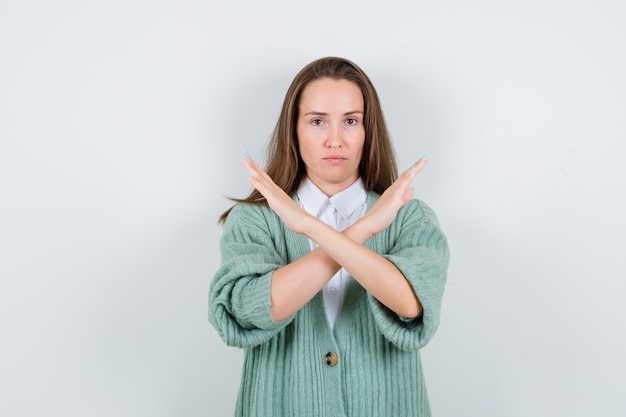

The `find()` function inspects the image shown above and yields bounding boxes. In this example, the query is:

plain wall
[1,0,624,416]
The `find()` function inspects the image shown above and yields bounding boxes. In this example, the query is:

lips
[324,155,347,164]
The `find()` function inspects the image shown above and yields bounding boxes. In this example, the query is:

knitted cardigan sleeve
[367,198,450,351]
[209,203,294,348]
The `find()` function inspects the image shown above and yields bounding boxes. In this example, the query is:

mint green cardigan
[209,193,449,417]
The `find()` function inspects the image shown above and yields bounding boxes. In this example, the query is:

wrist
[344,218,374,244]
[300,213,326,239]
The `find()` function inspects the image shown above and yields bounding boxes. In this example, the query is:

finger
[242,160,257,183]
[390,155,429,199]
[241,153,281,201]
[243,153,273,183]
[402,187,415,204]
[244,154,262,171]
[405,154,429,178]
[242,154,267,194]
[242,153,263,180]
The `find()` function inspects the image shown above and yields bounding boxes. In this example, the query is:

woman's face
[296,78,365,197]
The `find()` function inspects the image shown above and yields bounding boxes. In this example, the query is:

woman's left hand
[358,155,429,236]
[242,152,313,234]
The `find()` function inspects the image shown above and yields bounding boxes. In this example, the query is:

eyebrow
[302,110,364,117]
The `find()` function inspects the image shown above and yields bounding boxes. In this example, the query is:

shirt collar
[296,177,367,219]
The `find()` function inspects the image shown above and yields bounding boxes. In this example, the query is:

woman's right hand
[242,151,315,235]
[358,156,429,237]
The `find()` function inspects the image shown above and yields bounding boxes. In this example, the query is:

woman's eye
[346,118,357,126]
[312,119,323,126]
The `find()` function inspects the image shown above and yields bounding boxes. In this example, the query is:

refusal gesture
[242,150,429,239]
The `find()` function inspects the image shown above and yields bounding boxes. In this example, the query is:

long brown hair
[219,56,398,224]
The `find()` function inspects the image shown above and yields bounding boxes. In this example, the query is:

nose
[326,125,342,148]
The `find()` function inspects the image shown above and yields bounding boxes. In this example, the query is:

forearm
[307,220,422,319]
[271,215,422,321]
[243,153,428,321]
[270,247,340,321]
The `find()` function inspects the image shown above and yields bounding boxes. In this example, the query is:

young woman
[209,57,450,417]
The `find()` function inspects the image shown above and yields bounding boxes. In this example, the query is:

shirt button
[325,351,339,367]
[330,287,338,295]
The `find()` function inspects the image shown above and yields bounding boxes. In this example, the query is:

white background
[1,0,624,416]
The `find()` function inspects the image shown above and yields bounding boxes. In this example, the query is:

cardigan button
[325,351,338,367]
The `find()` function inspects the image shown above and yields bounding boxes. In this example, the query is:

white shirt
[295,177,367,329]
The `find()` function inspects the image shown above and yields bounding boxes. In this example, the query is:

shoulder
[226,202,272,221]
[398,199,442,227]
[223,203,282,234]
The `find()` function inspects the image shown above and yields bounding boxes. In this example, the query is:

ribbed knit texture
[209,193,450,417]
